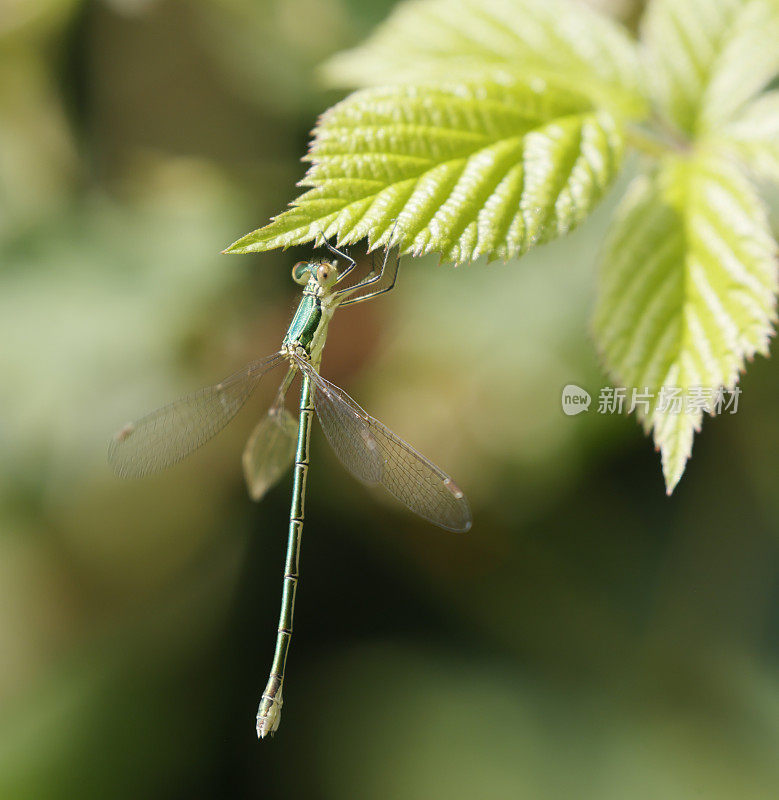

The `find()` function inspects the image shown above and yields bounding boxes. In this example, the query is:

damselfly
[108,236,472,737]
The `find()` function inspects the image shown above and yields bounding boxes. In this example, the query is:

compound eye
[317,262,336,285]
[292,261,310,285]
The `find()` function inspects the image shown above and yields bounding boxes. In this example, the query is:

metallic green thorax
[284,291,322,350]
[282,266,340,367]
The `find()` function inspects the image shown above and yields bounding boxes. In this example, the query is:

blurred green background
[1,1,778,798]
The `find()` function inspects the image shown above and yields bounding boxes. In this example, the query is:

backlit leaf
[642,0,779,136]
[224,78,625,264]
[593,155,778,493]
[321,0,645,115]
[713,91,779,184]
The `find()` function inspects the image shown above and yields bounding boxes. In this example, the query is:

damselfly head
[291,259,339,289]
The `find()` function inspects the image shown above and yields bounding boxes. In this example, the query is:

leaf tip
[659,424,694,497]
[663,462,685,496]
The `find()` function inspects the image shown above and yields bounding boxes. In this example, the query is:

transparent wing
[294,354,471,532]
[306,369,384,486]
[108,352,286,478]
[242,403,298,502]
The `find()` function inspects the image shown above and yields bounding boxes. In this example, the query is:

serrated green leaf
[225,79,625,264]
[321,0,646,116]
[713,91,779,183]
[642,0,779,137]
[593,156,778,493]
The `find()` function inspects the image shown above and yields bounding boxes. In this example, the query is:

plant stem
[625,125,672,159]
[625,117,692,160]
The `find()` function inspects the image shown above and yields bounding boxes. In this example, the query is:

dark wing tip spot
[443,478,464,500]
[116,423,135,443]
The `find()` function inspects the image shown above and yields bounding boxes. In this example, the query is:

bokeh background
[2,1,779,797]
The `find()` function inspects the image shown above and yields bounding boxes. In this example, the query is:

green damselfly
[108,237,471,737]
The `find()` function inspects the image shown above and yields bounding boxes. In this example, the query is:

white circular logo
[561,384,591,415]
